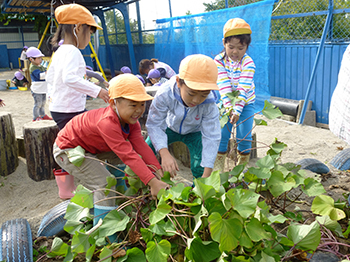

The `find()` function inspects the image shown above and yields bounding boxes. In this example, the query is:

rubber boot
[213,153,226,172]
[106,164,127,192]
[94,205,119,243]
[237,153,250,166]
[54,169,76,200]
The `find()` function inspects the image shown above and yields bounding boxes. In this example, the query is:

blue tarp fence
[154,0,275,112]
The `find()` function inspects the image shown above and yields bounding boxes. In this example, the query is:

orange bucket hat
[55,4,102,30]
[223,18,252,38]
[109,74,154,102]
[179,54,219,91]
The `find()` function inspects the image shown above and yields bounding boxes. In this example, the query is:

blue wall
[0,45,10,68]
[269,43,348,124]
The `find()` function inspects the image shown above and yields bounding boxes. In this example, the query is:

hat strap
[114,99,122,120]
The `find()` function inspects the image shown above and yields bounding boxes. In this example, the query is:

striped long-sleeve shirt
[214,52,256,115]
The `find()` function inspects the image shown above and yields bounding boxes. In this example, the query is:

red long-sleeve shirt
[56,106,160,185]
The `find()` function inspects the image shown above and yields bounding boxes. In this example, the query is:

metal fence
[270,0,350,43]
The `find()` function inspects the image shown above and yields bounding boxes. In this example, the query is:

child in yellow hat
[213,18,256,171]
[53,74,169,225]
[146,54,221,179]
[46,3,109,130]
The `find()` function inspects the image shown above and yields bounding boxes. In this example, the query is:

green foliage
[46,138,348,261]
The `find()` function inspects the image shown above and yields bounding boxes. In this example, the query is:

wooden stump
[0,112,18,176]
[169,142,191,168]
[23,121,59,181]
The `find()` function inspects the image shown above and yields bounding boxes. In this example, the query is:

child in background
[146,54,221,179]
[147,69,168,86]
[46,3,109,130]
[19,46,28,70]
[86,66,109,89]
[53,74,169,224]
[136,74,146,85]
[213,18,256,171]
[12,71,29,88]
[139,58,176,86]
[27,47,52,121]
[120,66,131,74]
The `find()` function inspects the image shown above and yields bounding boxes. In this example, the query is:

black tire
[37,200,70,237]
[0,218,33,262]
[296,158,330,174]
[330,148,350,171]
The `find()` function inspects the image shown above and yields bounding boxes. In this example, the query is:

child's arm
[234,55,256,116]
[86,69,109,88]
[215,55,234,109]
[0,99,5,107]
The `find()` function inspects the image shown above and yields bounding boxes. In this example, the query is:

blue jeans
[146,128,204,179]
[219,103,255,154]
[32,92,46,120]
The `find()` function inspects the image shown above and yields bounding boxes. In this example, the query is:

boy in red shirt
[53,74,168,218]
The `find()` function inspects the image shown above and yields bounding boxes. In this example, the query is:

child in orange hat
[53,74,169,225]
[46,3,109,130]
[213,18,256,171]
[146,54,221,179]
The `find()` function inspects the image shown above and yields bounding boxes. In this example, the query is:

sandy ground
[1,69,350,238]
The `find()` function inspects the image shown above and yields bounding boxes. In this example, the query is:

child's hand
[230,112,239,124]
[0,99,5,107]
[201,167,213,178]
[159,149,179,177]
[148,177,169,199]
[97,88,109,103]
[103,81,109,88]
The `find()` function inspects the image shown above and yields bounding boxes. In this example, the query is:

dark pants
[51,110,86,130]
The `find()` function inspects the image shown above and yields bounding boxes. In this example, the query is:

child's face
[176,77,210,107]
[149,78,160,85]
[223,37,247,62]
[76,24,93,49]
[115,98,146,126]
[30,57,42,66]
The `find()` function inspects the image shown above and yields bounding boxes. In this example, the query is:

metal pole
[113,8,119,44]
[168,0,172,17]
[298,0,333,124]
[136,1,143,44]
[225,0,229,8]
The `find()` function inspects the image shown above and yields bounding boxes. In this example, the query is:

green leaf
[270,140,287,154]
[208,212,242,252]
[47,237,69,258]
[186,237,221,262]
[140,228,153,243]
[86,244,96,262]
[247,167,271,180]
[200,170,221,191]
[267,170,295,197]
[117,247,146,262]
[256,155,275,169]
[226,189,260,218]
[174,197,202,207]
[245,218,271,242]
[99,246,112,262]
[167,183,186,200]
[70,184,94,208]
[260,251,275,262]
[149,196,172,224]
[160,171,175,186]
[268,214,287,224]
[220,115,229,129]
[71,231,91,253]
[262,100,283,119]
[145,240,171,262]
[193,205,208,234]
[62,247,74,262]
[226,90,240,101]
[99,210,130,236]
[64,220,84,234]
[105,175,117,196]
[301,178,326,197]
[66,145,86,167]
[239,230,253,248]
[149,220,176,236]
[64,202,91,222]
[311,195,346,221]
[316,216,344,237]
[193,179,216,201]
[254,118,267,126]
[287,221,321,251]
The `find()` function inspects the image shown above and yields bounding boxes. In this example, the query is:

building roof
[1,0,130,15]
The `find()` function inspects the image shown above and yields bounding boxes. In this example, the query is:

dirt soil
[1,69,350,260]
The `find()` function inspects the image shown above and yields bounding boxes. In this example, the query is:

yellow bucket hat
[109,74,154,102]
[55,4,102,30]
[223,18,252,38]
[179,54,219,91]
